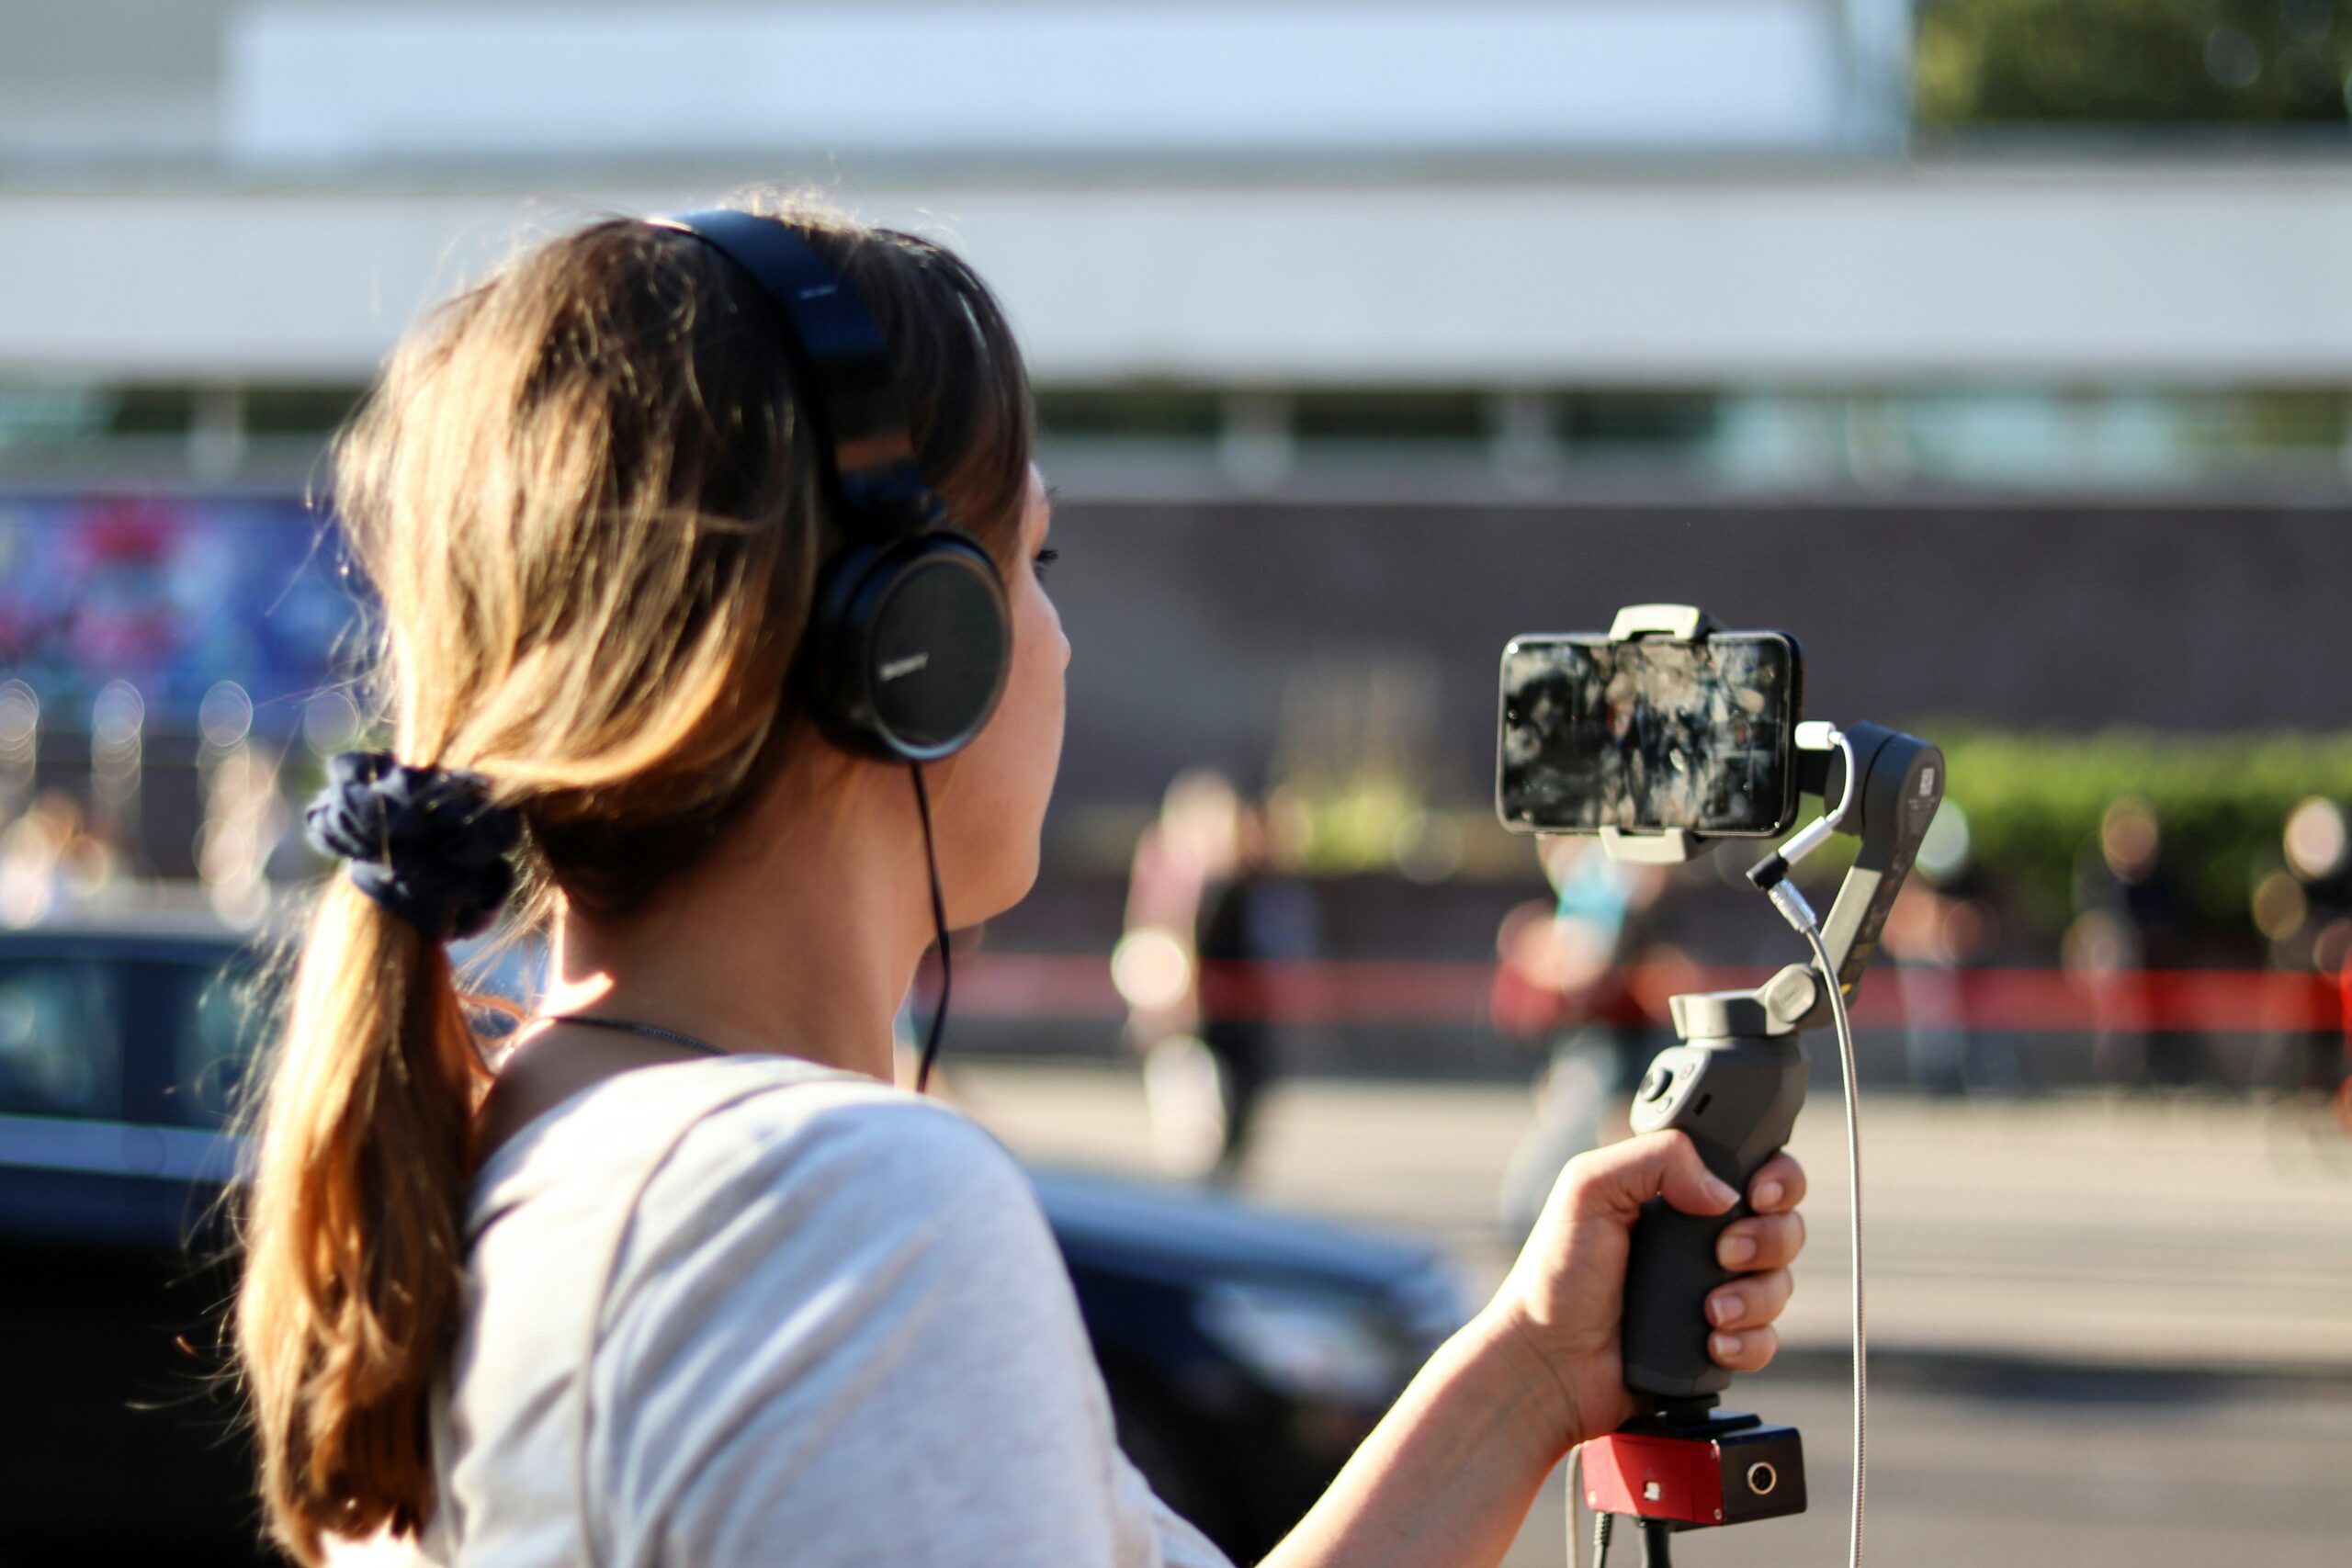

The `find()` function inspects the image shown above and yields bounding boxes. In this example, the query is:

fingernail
[1755,1180,1784,1209]
[1711,1332,1744,1359]
[1705,1175,1739,1206]
[1722,1234,1757,1267]
[1711,1293,1744,1326]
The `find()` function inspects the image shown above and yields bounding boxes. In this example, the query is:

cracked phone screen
[1498,634,1797,835]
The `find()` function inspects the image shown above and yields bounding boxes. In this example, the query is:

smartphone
[1496,630,1803,837]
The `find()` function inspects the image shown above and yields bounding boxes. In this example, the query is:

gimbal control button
[1762,965,1819,1023]
[1637,1065,1674,1102]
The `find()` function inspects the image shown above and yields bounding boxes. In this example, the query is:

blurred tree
[1917,0,2352,124]
[1931,728,2352,934]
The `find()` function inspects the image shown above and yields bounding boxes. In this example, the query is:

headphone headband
[646,207,1011,768]
[653,209,944,533]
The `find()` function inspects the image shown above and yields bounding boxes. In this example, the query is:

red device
[1582,1413,1806,1529]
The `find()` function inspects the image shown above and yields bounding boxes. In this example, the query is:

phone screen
[1496,632,1800,836]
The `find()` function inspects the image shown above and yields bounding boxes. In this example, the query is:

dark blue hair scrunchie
[303,750,523,942]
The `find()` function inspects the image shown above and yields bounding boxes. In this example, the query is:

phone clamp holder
[1590,604,1723,868]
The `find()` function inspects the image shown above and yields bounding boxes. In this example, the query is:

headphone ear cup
[804,531,1011,762]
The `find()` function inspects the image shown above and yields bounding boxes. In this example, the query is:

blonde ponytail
[235,880,486,1563]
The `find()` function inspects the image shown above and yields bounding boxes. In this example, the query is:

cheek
[937,592,1059,921]
[997,605,1062,795]
[1027,596,1067,714]
[1004,576,1062,713]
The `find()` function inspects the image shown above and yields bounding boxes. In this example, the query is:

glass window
[0,958,120,1119]
[1291,390,1487,445]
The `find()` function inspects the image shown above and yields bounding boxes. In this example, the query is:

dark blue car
[0,910,1468,1563]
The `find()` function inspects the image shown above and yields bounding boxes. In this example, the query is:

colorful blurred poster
[0,494,356,731]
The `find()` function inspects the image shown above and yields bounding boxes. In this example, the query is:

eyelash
[1031,547,1058,581]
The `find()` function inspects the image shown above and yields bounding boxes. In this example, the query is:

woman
[233,196,1807,1568]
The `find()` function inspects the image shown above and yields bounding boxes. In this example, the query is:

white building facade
[1,0,2346,493]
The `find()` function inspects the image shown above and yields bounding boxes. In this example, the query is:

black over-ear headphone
[653,209,1012,763]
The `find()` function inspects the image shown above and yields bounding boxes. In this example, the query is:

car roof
[0,903,258,953]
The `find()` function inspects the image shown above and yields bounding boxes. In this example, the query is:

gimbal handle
[1617,724,1944,1409]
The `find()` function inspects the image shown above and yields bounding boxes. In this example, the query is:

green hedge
[1926,728,2352,931]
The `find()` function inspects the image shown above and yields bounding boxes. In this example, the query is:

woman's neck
[533,775,933,1084]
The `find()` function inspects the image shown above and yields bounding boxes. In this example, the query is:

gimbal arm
[1758,723,1950,1036]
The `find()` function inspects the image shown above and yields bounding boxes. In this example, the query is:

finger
[1705,1268,1793,1332]
[1565,1130,1739,1223]
[1716,1210,1806,1271]
[1747,1153,1807,1213]
[1706,1323,1781,1374]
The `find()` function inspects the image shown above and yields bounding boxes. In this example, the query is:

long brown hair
[231,193,1032,1564]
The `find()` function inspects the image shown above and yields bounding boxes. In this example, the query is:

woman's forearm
[1257,1305,1571,1568]
[1260,1133,1812,1568]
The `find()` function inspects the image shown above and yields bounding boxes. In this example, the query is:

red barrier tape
[945,954,2346,1033]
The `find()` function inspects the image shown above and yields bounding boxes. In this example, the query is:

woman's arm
[1262,1131,1808,1568]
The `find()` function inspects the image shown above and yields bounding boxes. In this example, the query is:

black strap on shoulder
[654,209,945,535]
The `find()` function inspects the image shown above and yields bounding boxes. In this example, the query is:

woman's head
[341,194,1035,913]
[234,194,1041,1564]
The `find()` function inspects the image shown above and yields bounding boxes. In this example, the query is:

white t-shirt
[413,1053,1235,1568]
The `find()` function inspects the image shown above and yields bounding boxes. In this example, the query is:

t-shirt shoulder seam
[650,1075,1026,1212]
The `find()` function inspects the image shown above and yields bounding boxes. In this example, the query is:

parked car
[0,910,1469,1564]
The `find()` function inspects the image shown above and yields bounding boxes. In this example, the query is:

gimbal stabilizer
[1568,607,1945,1568]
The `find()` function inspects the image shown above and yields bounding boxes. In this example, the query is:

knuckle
[1556,1156,1616,1214]
[1558,1150,1605,1196]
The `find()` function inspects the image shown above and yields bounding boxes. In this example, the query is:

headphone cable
[910,761,953,1094]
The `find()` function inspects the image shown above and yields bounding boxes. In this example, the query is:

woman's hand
[1264,1131,1807,1568]
[1483,1131,1808,1452]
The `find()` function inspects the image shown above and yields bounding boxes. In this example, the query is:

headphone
[652,209,1012,764]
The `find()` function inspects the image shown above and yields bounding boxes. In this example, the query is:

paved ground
[955,1064,2352,1370]
[951,1063,2352,1566]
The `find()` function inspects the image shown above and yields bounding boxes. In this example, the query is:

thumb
[1570,1129,1739,1223]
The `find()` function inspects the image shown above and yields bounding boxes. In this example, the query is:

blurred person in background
[1117,769,1237,1176]
[1491,837,1682,1236]
[0,789,119,926]
[2065,795,2208,1087]
[1119,769,1321,1180]
[231,197,1810,1568]
[1189,793,1319,1181]
[2251,795,2352,1101]
[1883,803,2020,1098]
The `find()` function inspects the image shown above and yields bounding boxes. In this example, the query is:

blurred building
[5,0,2346,491]
[4,1,2351,816]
